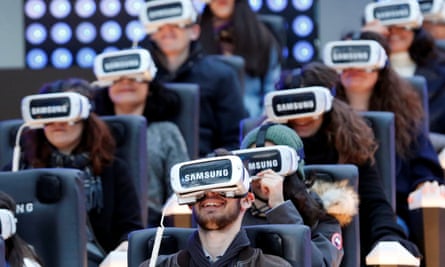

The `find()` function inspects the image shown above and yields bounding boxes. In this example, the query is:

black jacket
[148,42,249,157]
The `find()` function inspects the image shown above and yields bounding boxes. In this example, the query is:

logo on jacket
[331,232,343,250]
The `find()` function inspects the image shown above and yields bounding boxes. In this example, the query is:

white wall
[0,0,24,69]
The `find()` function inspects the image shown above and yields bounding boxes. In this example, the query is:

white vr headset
[365,0,423,29]
[231,145,299,179]
[0,209,16,240]
[323,40,388,72]
[93,48,157,87]
[139,0,198,34]
[21,92,91,129]
[170,156,250,205]
[264,86,333,123]
[419,0,445,22]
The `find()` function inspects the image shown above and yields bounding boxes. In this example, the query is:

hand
[99,241,128,267]
[255,169,285,208]
[362,20,389,37]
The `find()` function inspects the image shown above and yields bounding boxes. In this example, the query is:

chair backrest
[0,238,5,267]
[435,39,445,53]
[258,14,287,55]
[304,164,360,267]
[239,116,266,144]
[211,55,246,95]
[163,83,200,160]
[128,224,312,267]
[405,75,429,132]
[0,115,148,225]
[0,168,87,267]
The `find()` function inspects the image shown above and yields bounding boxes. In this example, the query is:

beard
[193,200,241,231]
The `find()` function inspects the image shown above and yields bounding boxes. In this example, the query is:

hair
[0,191,42,267]
[22,78,116,175]
[291,62,378,165]
[336,31,424,158]
[409,27,444,66]
[93,80,181,122]
[199,0,280,77]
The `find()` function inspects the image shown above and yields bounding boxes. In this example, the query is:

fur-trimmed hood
[310,180,359,227]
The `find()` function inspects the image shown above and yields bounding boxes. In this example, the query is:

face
[192,191,242,230]
[209,0,235,20]
[423,21,445,40]
[43,121,84,154]
[108,77,149,109]
[340,68,378,94]
[387,26,415,53]
[150,24,199,56]
[287,116,324,138]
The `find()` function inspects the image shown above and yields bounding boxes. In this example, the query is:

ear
[189,24,201,41]
[240,192,254,210]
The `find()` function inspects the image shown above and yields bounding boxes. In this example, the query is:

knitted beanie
[240,123,306,180]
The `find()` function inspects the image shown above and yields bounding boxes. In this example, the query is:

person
[239,123,356,267]
[93,47,190,227]
[361,8,445,137]
[329,33,445,259]
[0,191,42,267]
[139,156,293,267]
[278,62,421,265]
[139,0,249,157]
[198,0,281,117]
[8,78,143,265]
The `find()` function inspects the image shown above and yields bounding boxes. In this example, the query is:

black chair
[0,115,149,225]
[163,83,200,160]
[0,168,87,267]
[361,111,396,210]
[258,14,287,56]
[212,55,246,95]
[304,164,360,267]
[128,224,312,267]
[405,75,429,132]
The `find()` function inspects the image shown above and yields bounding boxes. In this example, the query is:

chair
[0,238,5,267]
[163,83,200,160]
[405,75,429,132]
[304,164,360,267]
[212,55,246,95]
[0,168,87,267]
[0,115,149,225]
[258,14,287,55]
[361,111,396,210]
[128,224,312,267]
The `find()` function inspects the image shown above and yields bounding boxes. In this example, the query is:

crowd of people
[1,0,445,266]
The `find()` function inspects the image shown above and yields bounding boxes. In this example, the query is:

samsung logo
[276,100,315,112]
[182,168,230,183]
[248,160,278,171]
[104,58,140,72]
[148,6,182,20]
[16,202,34,214]
[332,51,369,61]
[375,5,410,20]
[31,104,68,115]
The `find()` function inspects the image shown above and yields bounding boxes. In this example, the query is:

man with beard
[139,156,292,267]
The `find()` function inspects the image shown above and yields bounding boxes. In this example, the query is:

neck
[165,48,190,73]
[198,217,242,259]
[345,91,372,112]
[213,17,230,28]
[114,104,145,116]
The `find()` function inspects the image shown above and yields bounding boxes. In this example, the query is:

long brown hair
[199,0,280,77]
[297,62,378,165]
[336,32,424,158]
[22,78,116,175]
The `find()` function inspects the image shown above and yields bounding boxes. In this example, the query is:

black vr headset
[365,0,423,29]
[264,86,333,123]
[170,156,250,205]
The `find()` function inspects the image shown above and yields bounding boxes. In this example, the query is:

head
[192,191,253,231]
[142,0,201,57]
[108,78,149,114]
[387,25,416,53]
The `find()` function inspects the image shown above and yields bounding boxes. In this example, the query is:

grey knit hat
[240,123,305,180]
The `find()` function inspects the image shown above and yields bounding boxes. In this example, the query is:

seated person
[0,191,42,267]
[6,78,143,266]
[93,47,190,227]
[140,156,293,266]
[139,0,249,156]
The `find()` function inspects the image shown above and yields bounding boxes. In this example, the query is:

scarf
[185,229,251,267]
[49,151,103,212]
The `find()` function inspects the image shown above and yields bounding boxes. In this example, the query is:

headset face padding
[0,209,16,240]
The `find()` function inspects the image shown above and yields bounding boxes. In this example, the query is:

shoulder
[251,248,292,267]
[148,121,181,134]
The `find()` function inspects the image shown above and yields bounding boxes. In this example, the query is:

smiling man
[139,156,292,267]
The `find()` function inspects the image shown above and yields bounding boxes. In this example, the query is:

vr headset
[21,92,91,128]
[323,39,388,72]
[93,48,157,87]
[419,0,445,22]
[264,86,333,123]
[364,0,423,29]
[139,0,198,34]
[170,156,250,205]
[0,209,16,240]
[231,145,299,179]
